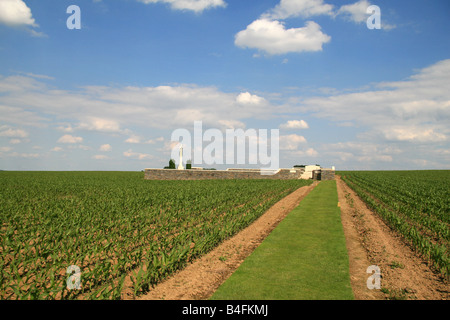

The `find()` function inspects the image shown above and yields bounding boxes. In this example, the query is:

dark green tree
[169,158,176,169]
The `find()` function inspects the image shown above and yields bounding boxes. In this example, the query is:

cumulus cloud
[0,75,47,92]
[337,0,371,23]
[0,74,273,132]
[8,152,40,158]
[9,139,21,144]
[123,149,153,160]
[57,135,83,144]
[296,59,450,144]
[125,136,141,144]
[383,127,447,143]
[288,147,318,158]
[236,92,266,105]
[0,127,28,138]
[0,0,37,27]
[0,0,46,36]
[337,0,396,30]
[99,144,112,152]
[322,142,395,166]
[280,134,307,150]
[77,118,122,133]
[262,0,334,20]
[137,0,226,13]
[56,124,74,133]
[93,154,109,160]
[235,19,331,55]
[280,120,309,130]
[0,147,13,153]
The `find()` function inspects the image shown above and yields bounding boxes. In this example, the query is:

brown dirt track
[129,178,448,300]
[336,176,448,300]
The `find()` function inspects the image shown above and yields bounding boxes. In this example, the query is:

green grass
[210,180,354,300]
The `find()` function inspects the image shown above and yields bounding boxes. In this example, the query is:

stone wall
[312,169,335,181]
[144,168,305,180]
[320,169,335,181]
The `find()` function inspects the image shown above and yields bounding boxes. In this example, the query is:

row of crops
[339,170,449,277]
[0,171,312,299]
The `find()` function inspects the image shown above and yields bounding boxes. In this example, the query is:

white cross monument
[177,144,184,170]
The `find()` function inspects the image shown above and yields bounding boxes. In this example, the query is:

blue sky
[0,0,449,171]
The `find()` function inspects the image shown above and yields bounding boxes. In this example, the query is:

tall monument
[177,144,184,170]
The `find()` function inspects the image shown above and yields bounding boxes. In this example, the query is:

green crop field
[0,171,312,300]
[338,170,450,277]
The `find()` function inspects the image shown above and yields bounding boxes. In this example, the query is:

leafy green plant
[0,171,312,299]
[340,170,449,277]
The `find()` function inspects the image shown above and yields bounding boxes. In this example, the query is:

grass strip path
[210,180,354,300]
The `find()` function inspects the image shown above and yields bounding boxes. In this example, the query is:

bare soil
[133,182,319,300]
[336,176,449,300]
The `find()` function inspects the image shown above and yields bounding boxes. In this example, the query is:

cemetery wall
[144,168,306,180]
[320,169,335,181]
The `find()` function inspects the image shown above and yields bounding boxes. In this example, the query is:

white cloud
[76,145,91,151]
[137,0,226,13]
[383,127,447,143]
[0,75,47,92]
[99,144,112,152]
[57,134,83,144]
[56,124,74,133]
[123,149,153,160]
[145,136,165,144]
[296,59,450,144]
[280,120,309,130]
[288,147,318,157]
[337,0,371,24]
[337,0,396,30]
[125,135,165,144]
[0,73,279,132]
[0,147,12,152]
[323,141,395,166]
[235,19,331,55]
[0,0,37,27]
[93,154,109,160]
[236,92,266,105]
[0,105,48,127]
[280,134,307,150]
[262,0,334,20]
[78,118,121,133]
[261,0,396,32]
[51,147,63,152]
[9,139,21,144]
[217,120,246,130]
[125,136,141,144]
[0,127,28,138]
[9,152,40,158]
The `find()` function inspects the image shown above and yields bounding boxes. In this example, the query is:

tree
[169,158,176,169]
